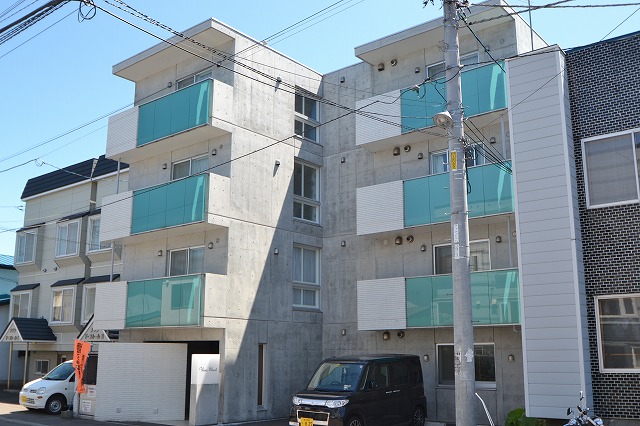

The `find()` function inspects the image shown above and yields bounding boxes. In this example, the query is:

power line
[600,5,640,40]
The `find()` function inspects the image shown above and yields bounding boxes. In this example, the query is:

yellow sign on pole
[451,151,457,170]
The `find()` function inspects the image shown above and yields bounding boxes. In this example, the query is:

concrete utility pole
[441,1,476,425]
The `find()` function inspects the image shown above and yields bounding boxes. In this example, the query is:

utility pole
[440,1,477,425]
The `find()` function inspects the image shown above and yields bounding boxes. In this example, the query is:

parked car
[290,354,426,426]
[19,360,75,414]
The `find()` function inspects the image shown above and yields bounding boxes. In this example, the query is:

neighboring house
[567,30,640,422]
[1,156,128,392]
[0,254,23,386]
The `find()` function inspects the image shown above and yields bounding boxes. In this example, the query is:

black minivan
[289,354,426,426]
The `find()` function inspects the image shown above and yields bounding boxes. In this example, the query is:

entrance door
[184,341,220,420]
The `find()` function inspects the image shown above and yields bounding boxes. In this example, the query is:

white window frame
[595,293,640,372]
[11,291,31,318]
[294,92,320,143]
[430,150,449,174]
[15,231,36,264]
[176,68,212,90]
[430,145,486,175]
[50,287,76,324]
[293,245,320,309]
[433,239,491,275]
[168,246,205,277]
[81,284,97,324]
[293,162,320,224]
[171,155,208,180]
[87,216,110,253]
[34,359,50,376]
[55,220,80,258]
[427,52,479,80]
[582,128,640,208]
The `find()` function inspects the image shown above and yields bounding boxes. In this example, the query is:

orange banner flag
[73,339,91,394]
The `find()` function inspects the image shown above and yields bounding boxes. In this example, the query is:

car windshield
[42,362,75,381]
[307,362,365,392]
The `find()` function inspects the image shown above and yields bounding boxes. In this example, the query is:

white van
[19,360,75,414]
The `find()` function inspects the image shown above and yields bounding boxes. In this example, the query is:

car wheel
[347,416,364,426]
[45,395,66,415]
[410,406,425,426]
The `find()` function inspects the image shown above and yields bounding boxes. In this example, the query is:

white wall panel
[355,91,401,147]
[357,277,406,330]
[356,181,404,235]
[93,281,126,330]
[94,343,187,422]
[100,191,132,242]
[106,107,138,159]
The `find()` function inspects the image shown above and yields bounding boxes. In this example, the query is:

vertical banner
[73,340,91,394]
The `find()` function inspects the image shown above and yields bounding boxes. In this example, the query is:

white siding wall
[94,343,187,422]
[93,281,127,330]
[357,277,406,330]
[507,47,591,418]
[106,107,138,159]
[100,191,132,242]
[355,90,401,147]
[356,181,404,235]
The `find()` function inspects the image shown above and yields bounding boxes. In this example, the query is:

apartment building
[1,156,127,394]
[567,30,640,422]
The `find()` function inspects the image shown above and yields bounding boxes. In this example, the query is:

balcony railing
[404,162,513,227]
[131,174,207,234]
[401,62,507,133]
[137,79,211,146]
[126,274,204,327]
[405,268,519,327]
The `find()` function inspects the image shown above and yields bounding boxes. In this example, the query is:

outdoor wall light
[275,160,281,167]
[415,67,421,74]
[340,76,345,83]
[508,354,515,362]
[397,331,405,338]
[377,63,385,71]
[162,163,167,170]
[157,250,163,257]
[417,152,424,160]
[496,236,502,243]
[273,248,279,255]
[341,157,346,163]
[382,331,390,341]
[512,230,517,237]
[42,268,47,273]
[341,329,347,336]
[394,236,403,245]
[211,148,217,156]
[208,242,214,249]
[392,147,401,156]
[341,240,346,247]
[423,354,430,362]
[489,136,497,144]
[420,244,427,252]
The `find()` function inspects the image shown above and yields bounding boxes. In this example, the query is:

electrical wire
[599,5,640,40]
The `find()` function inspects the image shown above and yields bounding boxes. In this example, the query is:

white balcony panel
[357,277,406,330]
[357,180,404,235]
[93,281,127,330]
[100,191,133,243]
[355,90,401,149]
[106,107,138,159]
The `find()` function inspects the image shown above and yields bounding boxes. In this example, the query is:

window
[434,240,490,275]
[11,292,31,318]
[51,287,75,323]
[430,145,485,175]
[87,217,110,252]
[293,162,320,223]
[56,221,79,257]
[35,360,50,375]
[596,295,640,371]
[172,155,208,180]
[81,285,96,324]
[176,68,212,90]
[169,247,205,276]
[438,344,495,386]
[427,52,479,80]
[294,92,319,142]
[583,130,640,207]
[15,231,36,264]
[258,344,266,406]
[293,245,319,308]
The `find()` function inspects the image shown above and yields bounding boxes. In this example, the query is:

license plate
[20,395,26,402]
[300,417,313,426]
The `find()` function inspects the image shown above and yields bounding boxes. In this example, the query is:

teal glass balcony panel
[137,79,211,146]
[131,174,207,234]
[406,268,520,327]
[126,274,203,327]
[400,62,506,133]
[403,163,513,227]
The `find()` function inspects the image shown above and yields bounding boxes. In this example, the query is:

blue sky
[0,0,639,256]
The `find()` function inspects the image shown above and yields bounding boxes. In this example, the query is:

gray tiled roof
[6,318,56,342]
